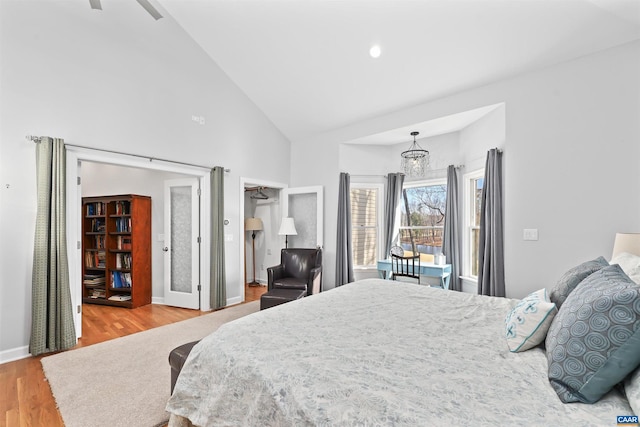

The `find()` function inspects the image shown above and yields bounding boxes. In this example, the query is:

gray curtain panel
[442,165,462,292]
[478,149,506,297]
[383,173,405,257]
[210,167,227,309]
[335,172,354,286]
[30,137,76,356]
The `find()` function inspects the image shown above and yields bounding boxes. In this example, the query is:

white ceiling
[156,0,640,144]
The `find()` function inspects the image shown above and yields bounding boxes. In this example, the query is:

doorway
[240,178,287,303]
[238,178,324,302]
[66,146,212,338]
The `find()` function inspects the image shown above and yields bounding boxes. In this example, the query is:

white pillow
[505,289,558,353]
[610,252,640,284]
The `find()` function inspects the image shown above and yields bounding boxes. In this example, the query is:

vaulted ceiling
[157,0,640,143]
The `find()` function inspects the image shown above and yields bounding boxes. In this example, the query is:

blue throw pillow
[549,256,608,309]
[546,264,640,403]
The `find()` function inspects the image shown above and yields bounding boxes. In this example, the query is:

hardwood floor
[245,282,268,302]
[0,285,265,427]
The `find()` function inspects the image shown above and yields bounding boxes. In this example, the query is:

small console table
[377,259,452,290]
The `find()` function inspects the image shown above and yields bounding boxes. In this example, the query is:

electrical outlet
[523,229,539,241]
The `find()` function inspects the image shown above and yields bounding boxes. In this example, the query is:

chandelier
[401,131,429,177]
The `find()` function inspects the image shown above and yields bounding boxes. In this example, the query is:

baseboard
[0,345,31,365]
[151,296,165,305]
[226,295,242,306]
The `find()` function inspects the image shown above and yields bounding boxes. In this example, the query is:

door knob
[162,247,168,252]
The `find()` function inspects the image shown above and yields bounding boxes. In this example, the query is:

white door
[163,178,200,309]
[281,186,324,249]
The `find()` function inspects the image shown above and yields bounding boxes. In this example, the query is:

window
[399,181,447,255]
[350,184,383,268]
[464,170,484,278]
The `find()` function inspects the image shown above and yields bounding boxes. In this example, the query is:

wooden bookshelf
[82,194,151,308]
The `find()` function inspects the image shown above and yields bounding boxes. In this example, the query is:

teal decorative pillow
[505,289,557,352]
[625,367,640,416]
[546,264,640,403]
[549,256,608,309]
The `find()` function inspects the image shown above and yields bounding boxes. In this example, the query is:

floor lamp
[278,217,297,248]
[245,217,263,286]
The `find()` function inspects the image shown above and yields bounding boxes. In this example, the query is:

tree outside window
[399,182,447,255]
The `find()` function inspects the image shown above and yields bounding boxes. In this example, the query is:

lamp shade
[612,233,640,259]
[245,217,263,231]
[278,217,297,235]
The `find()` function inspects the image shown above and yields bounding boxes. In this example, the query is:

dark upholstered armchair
[267,248,323,296]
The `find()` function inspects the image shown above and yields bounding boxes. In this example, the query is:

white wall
[0,1,290,358]
[458,104,506,292]
[459,105,506,171]
[291,40,640,299]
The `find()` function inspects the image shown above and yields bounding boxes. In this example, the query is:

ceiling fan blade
[89,0,102,11]
[135,0,163,20]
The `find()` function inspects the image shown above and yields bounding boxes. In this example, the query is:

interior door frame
[163,178,201,310]
[238,177,287,303]
[281,185,324,249]
[66,146,212,338]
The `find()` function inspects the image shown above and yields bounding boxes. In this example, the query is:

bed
[166,271,640,426]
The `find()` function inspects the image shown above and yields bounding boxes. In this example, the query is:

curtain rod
[25,136,230,173]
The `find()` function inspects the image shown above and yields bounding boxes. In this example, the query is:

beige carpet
[41,301,259,427]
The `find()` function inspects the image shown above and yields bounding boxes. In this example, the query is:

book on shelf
[116,235,132,250]
[115,253,132,270]
[94,235,105,249]
[84,250,106,268]
[108,294,132,302]
[86,202,106,216]
[83,274,106,287]
[115,217,132,232]
[89,287,106,299]
[111,271,132,288]
[91,218,105,232]
[114,201,130,215]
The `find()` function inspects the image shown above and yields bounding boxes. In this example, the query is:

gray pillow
[546,264,640,403]
[549,256,608,309]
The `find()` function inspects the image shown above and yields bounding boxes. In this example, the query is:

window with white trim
[399,180,447,255]
[350,184,383,268]
[464,170,484,279]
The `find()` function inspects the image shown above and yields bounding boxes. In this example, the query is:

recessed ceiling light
[369,44,381,59]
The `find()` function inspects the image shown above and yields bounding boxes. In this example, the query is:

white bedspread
[166,279,633,426]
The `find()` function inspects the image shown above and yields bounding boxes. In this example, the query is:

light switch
[523,229,539,241]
